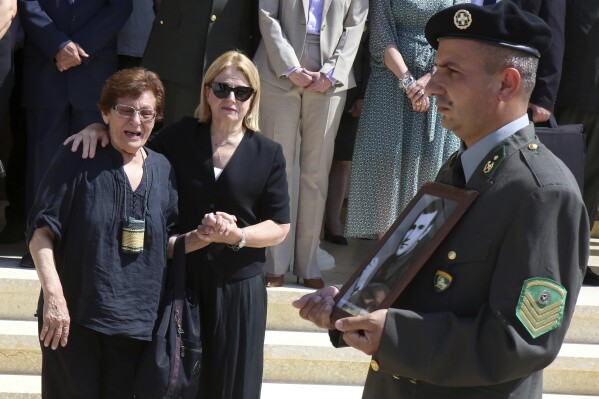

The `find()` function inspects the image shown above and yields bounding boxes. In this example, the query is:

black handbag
[535,116,585,192]
[134,235,202,399]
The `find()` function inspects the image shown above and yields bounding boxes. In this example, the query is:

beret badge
[453,10,472,30]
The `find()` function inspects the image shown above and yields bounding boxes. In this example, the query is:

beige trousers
[259,37,346,279]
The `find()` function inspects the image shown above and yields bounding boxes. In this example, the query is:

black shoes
[583,268,599,286]
[19,252,35,269]
[323,225,348,246]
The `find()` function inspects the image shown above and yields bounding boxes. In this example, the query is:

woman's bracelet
[398,71,415,92]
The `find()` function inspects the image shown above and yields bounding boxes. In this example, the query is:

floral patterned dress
[345,0,465,238]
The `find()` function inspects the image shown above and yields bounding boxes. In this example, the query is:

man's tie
[483,0,496,5]
[451,154,466,188]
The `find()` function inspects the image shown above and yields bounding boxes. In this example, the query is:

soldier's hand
[335,309,387,355]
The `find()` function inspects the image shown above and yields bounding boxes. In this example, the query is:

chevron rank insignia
[516,278,567,339]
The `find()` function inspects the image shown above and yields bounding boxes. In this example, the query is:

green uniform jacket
[332,124,589,398]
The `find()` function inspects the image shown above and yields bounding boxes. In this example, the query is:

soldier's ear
[498,67,521,102]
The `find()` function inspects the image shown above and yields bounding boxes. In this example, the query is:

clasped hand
[197,211,239,245]
[292,286,388,356]
[289,68,333,93]
[55,41,89,72]
[406,75,431,113]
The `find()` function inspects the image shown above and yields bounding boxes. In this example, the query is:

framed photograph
[331,182,479,321]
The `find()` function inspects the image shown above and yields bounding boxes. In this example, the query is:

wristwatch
[229,228,246,251]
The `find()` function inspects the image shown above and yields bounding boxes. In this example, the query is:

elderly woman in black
[28,68,178,397]
[67,51,291,399]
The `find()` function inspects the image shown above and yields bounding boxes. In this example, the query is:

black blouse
[147,117,290,281]
[27,145,178,340]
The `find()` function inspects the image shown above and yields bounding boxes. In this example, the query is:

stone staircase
[2,240,599,398]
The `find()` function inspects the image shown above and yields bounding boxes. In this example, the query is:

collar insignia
[434,270,453,293]
[454,10,472,30]
[481,145,505,178]
[516,278,567,339]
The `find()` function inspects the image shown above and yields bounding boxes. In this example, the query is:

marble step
[2,261,599,344]
[263,332,599,395]
[0,262,39,321]
[4,274,598,346]
[2,376,599,399]
[0,321,369,382]
[2,321,599,395]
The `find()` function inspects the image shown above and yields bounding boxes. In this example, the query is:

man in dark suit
[141,0,260,126]
[0,5,25,244]
[554,0,599,285]
[18,0,132,266]
[19,0,133,206]
[294,3,588,398]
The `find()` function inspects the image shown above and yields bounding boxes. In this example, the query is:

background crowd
[0,0,597,397]
[3,0,597,282]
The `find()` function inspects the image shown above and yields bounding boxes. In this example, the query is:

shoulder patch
[516,278,567,339]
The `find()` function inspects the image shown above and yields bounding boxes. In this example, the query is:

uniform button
[159,20,164,25]
[528,143,538,150]
[392,374,401,380]
[370,359,379,372]
[409,378,418,384]
[211,14,217,22]
[447,251,457,260]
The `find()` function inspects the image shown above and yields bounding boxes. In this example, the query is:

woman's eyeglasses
[112,104,157,122]
[209,82,254,102]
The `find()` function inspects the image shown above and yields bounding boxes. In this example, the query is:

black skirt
[194,266,267,399]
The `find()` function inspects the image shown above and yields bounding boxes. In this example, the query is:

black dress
[147,117,290,399]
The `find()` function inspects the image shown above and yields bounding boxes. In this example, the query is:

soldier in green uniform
[293,2,589,398]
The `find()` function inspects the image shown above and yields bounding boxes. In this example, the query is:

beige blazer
[254,0,368,92]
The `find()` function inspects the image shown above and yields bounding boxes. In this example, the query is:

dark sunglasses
[209,82,254,102]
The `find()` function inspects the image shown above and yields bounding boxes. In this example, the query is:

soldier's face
[426,38,501,148]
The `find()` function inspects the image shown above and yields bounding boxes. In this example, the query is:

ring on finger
[419,89,425,97]
[416,101,422,105]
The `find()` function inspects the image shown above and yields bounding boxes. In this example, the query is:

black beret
[424,1,551,58]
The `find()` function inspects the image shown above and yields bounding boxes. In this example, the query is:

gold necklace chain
[212,132,244,167]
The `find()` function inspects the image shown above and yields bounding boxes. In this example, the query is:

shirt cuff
[325,69,336,85]
[285,66,300,77]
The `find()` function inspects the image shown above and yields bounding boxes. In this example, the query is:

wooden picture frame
[331,182,479,321]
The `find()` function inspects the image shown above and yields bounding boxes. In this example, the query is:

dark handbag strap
[172,235,186,301]
[154,236,186,338]
[165,234,187,398]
